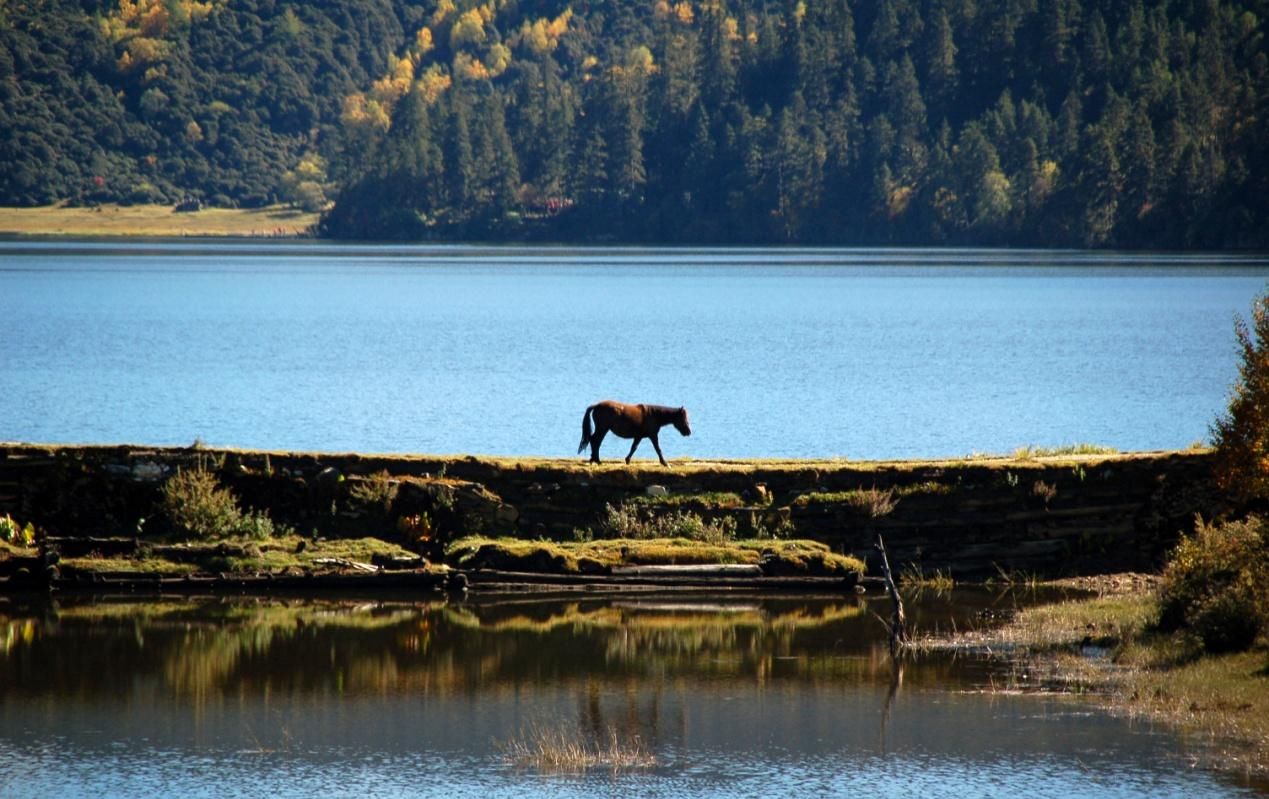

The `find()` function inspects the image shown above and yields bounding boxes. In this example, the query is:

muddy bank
[0,444,1226,581]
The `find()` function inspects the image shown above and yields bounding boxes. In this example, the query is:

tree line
[3,0,1267,247]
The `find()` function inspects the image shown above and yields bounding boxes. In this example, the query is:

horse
[578,400,691,466]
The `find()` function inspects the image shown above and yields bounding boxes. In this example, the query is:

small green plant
[349,470,398,514]
[753,516,797,539]
[160,466,277,540]
[0,514,36,547]
[1158,516,1268,653]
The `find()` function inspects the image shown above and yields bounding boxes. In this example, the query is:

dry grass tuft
[499,724,655,772]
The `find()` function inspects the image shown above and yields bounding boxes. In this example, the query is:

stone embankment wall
[0,444,1225,577]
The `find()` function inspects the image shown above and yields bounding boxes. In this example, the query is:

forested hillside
[3,0,1268,247]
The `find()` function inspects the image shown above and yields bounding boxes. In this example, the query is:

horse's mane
[644,404,682,415]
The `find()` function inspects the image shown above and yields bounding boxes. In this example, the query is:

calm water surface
[0,593,1261,798]
[3,242,1269,458]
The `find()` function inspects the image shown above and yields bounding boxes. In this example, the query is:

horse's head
[674,406,692,437]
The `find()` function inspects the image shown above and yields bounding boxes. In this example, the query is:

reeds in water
[500,724,655,772]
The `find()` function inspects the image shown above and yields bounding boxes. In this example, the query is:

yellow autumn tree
[1213,286,1269,501]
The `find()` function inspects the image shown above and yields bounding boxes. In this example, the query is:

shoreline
[0,442,1219,583]
[915,588,1269,783]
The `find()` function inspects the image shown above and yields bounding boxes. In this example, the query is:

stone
[131,461,164,481]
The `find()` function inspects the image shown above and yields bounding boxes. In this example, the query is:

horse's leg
[625,437,642,463]
[649,433,668,466]
[590,426,608,463]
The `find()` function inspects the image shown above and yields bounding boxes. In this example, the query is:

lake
[0,593,1262,798]
[2,242,1269,459]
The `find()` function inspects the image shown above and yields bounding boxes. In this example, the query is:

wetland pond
[1,591,1263,798]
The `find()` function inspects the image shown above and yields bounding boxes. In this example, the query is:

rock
[132,461,165,481]
[446,572,469,593]
[371,552,426,569]
[645,484,669,498]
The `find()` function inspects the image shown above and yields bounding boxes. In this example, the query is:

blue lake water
[2,241,1268,459]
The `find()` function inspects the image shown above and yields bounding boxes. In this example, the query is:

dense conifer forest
[2,0,1267,246]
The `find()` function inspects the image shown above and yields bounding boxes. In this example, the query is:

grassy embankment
[0,203,318,237]
[916,583,1269,776]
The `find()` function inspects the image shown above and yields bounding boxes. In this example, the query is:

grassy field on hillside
[0,204,318,237]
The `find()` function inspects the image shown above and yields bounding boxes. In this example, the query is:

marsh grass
[899,564,955,592]
[916,593,1269,775]
[499,724,655,772]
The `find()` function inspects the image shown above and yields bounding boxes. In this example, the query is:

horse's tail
[578,405,595,454]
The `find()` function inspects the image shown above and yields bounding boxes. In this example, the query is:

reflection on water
[0,593,1262,798]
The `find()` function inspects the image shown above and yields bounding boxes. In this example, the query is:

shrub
[598,503,737,544]
[0,514,36,546]
[1211,285,1269,501]
[160,466,276,540]
[1158,516,1268,653]
[348,470,399,515]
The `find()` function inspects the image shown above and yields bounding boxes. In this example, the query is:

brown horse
[578,400,691,466]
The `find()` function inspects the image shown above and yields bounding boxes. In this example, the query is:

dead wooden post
[875,531,908,654]
[857,485,906,654]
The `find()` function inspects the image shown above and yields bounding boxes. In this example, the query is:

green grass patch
[57,535,424,577]
[1011,443,1120,459]
[445,536,865,576]
[59,556,198,576]
[627,491,747,508]
[795,482,954,507]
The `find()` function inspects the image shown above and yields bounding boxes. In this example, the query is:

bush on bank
[1158,516,1269,654]
[159,466,281,540]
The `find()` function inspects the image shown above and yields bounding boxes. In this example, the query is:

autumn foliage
[1212,288,1269,502]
